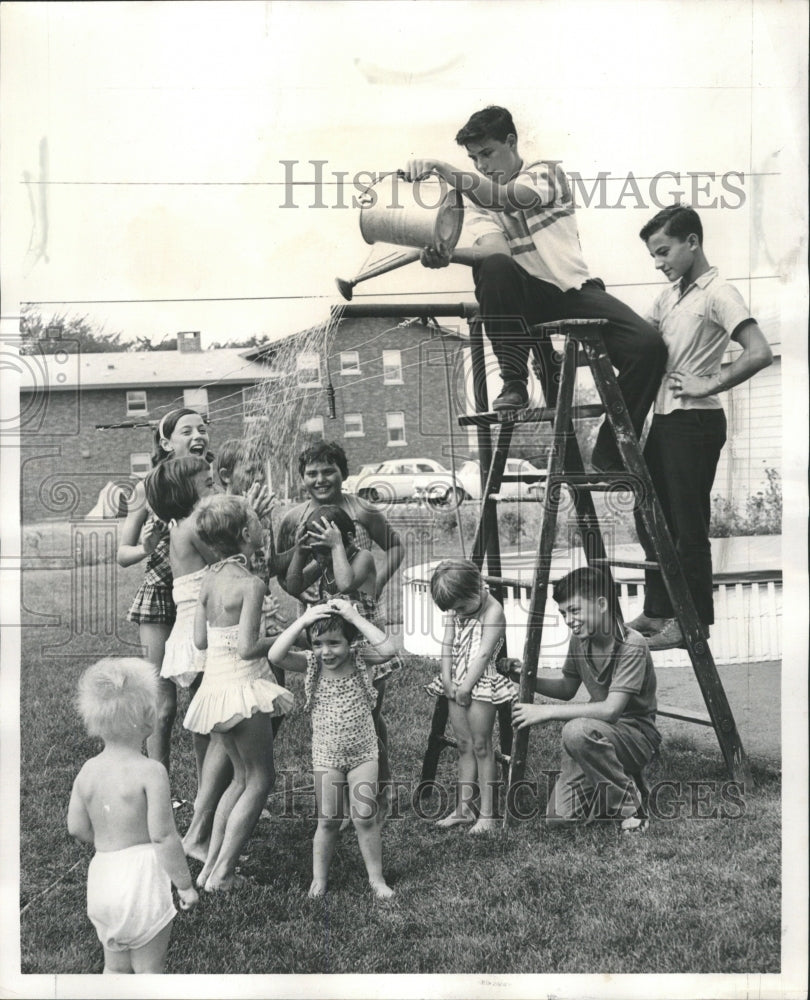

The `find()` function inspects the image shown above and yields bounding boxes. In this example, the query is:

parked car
[416,458,546,504]
[343,458,467,505]
[455,458,547,501]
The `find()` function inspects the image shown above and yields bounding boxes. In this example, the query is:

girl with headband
[117,407,212,775]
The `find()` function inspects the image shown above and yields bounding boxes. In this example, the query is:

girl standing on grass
[268,599,396,899]
[68,657,198,974]
[276,442,405,809]
[182,440,285,861]
[117,408,211,774]
[285,504,397,810]
[425,559,515,834]
[144,455,217,785]
[184,494,293,893]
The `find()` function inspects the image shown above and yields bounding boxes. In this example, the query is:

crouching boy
[512,567,661,831]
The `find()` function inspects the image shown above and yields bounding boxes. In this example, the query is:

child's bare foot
[436,811,475,829]
[308,879,328,898]
[182,836,209,863]
[370,879,394,900]
[204,873,245,893]
[468,817,499,835]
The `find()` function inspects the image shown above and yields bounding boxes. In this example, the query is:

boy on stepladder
[68,658,198,974]
[512,567,661,832]
[144,456,217,786]
[268,599,397,899]
[425,559,515,834]
[184,494,294,892]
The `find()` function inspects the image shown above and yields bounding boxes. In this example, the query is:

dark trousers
[472,254,667,465]
[635,409,727,625]
[546,716,661,823]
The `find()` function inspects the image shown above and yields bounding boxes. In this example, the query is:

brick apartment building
[244,307,478,495]
[18,331,278,522]
[18,304,781,523]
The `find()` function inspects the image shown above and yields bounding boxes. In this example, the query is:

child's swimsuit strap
[209,553,250,574]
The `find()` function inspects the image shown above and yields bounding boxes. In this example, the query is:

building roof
[19,347,278,391]
[242,312,470,362]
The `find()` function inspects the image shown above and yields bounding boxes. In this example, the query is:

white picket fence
[403,564,782,667]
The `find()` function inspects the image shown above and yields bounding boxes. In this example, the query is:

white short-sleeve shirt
[460,158,591,292]
[647,267,755,415]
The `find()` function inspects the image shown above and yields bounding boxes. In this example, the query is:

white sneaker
[625,612,668,636]
[645,619,685,650]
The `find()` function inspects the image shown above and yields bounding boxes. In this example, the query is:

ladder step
[530,318,610,333]
[557,472,639,491]
[481,574,531,590]
[458,403,604,428]
[657,704,713,726]
[591,557,661,571]
[498,473,547,483]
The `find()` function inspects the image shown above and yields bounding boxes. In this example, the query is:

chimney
[177,331,202,353]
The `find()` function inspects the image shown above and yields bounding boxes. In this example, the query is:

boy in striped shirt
[402,105,666,472]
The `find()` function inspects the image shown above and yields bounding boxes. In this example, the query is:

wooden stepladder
[418,316,750,815]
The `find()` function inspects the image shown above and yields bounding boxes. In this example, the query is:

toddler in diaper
[68,657,198,973]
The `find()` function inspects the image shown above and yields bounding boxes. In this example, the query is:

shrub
[710,468,781,537]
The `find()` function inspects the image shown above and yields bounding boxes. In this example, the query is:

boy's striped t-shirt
[461,159,591,292]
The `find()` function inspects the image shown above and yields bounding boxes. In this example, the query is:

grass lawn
[18,561,781,975]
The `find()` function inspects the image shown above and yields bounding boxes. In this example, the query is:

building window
[386,412,406,446]
[126,390,147,415]
[344,413,364,437]
[297,352,321,386]
[130,453,152,478]
[302,415,324,440]
[382,350,403,384]
[242,386,267,424]
[340,351,361,375]
[184,387,209,415]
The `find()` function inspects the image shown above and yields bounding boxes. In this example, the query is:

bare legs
[139,623,175,772]
[310,761,393,900]
[197,714,275,892]
[182,737,233,861]
[188,674,209,789]
[439,699,499,834]
[101,922,173,974]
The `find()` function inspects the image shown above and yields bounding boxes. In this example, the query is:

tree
[20,307,127,355]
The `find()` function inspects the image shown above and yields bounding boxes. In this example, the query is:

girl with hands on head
[268,598,396,900]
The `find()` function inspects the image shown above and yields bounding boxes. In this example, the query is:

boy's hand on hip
[667,370,715,399]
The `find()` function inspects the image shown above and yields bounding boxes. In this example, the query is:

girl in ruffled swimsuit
[425,559,515,834]
[269,598,396,899]
[184,494,293,893]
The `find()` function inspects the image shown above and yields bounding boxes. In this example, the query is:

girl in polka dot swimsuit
[268,598,397,900]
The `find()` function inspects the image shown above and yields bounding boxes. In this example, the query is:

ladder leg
[581,337,750,784]
[505,338,579,825]
[472,422,515,569]
[496,700,513,784]
[418,694,450,802]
